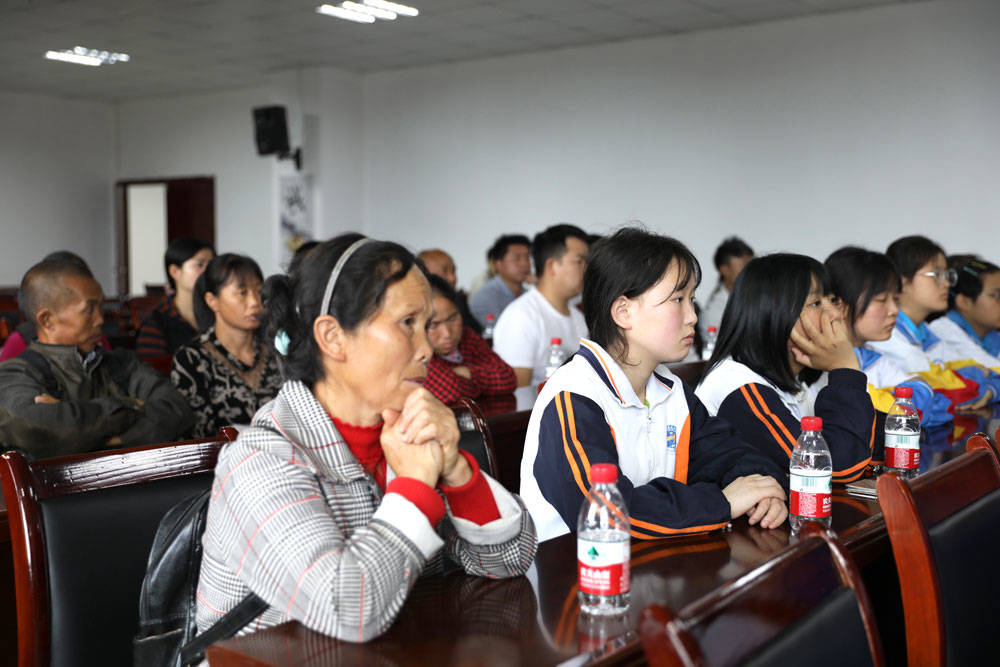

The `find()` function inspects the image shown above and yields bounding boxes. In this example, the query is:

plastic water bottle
[482,313,495,342]
[789,416,832,532]
[701,326,717,361]
[885,386,920,480]
[577,463,630,615]
[544,337,567,379]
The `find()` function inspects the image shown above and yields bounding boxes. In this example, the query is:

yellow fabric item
[915,362,970,390]
[867,384,897,413]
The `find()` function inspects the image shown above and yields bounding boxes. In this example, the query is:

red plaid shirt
[424,327,517,406]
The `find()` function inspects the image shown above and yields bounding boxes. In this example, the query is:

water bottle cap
[801,416,823,431]
[590,463,618,484]
[550,337,562,345]
[485,313,495,321]
[707,326,717,333]
[893,386,913,398]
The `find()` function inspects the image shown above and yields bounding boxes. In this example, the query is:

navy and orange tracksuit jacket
[696,358,876,484]
[519,340,787,542]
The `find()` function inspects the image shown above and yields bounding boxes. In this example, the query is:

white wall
[117,85,281,276]
[0,90,115,291]
[362,0,1000,296]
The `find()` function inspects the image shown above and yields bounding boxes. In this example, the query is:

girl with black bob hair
[136,237,214,359]
[824,247,951,427]
[195,233,536,642]
[521,226,787,543]
[696,254,875,484]
[927,255,1000,370]
[171,253,282,437]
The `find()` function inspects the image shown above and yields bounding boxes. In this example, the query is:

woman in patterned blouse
[422,272,517,405]
[194,234,536,642]
[171,254,282,437]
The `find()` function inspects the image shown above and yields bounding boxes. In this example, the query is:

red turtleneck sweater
[332,416,500,526]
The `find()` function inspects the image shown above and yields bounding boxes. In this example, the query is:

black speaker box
[253,106,290,156]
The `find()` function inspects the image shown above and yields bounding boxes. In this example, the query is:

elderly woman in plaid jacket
[195,234,537,643]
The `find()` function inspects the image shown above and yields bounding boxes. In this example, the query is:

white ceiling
[0,0,923,102]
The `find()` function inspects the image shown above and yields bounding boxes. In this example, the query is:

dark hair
[19,256,97,325]
[164,237,215,290]
[193,254,264,331]
[949,254,1000,310]
[486,235,531,263]
[425,272,460,309]
[532,224,588,279]
[713,237,754,271]
[287,240,320,277]
[707,253,827,393]
[264,233,416,386]
[824,246,901,328]
[886,235,945,281]
[583,227,700,362]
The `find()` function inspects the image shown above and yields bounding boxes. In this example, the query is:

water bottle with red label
[885,386,920,480]
[577,463,630,615]
[789,416,832,532]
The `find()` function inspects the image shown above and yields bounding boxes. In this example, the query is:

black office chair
[0,428,236,667]
[639,523,885,667]
[452,397,499,478]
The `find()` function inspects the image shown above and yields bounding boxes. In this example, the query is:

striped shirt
[195,380,537,642]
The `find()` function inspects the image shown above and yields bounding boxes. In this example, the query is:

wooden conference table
[206,489,899,666]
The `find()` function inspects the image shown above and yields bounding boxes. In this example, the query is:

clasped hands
[380,387,471,489]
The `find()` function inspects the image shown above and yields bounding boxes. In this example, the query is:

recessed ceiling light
[364,0,418,17]
[45,46,130,66]
[316,4,375,23]
[342,0,396,20]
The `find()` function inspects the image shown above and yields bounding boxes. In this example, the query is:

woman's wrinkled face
[427,295,463,356]
[853,289,899,345]
[339,267,434,414]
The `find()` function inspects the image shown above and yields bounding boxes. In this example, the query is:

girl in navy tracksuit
[696,254,875,484]
[520,228,788,542]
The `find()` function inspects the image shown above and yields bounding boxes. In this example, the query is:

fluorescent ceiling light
[45,46,130,66]
[45,50,102,66]
[364,0,418,17]
[316,4,376,23]
[342,0,396,20]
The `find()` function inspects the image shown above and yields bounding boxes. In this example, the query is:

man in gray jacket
[0,256,194,458]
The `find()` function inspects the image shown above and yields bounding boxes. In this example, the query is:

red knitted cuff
[386,477,446,526]
[439,450,501,525]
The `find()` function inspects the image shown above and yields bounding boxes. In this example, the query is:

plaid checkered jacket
[195,380,537,643]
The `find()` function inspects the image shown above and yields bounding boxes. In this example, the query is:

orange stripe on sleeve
[563,392,593,482]
[629,516,729,537]
[673,414,691,484]
[554,393,589,497]
[748,384,798,451]
[739,385,793,458]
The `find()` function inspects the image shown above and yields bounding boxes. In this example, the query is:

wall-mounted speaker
[253,106,290,156]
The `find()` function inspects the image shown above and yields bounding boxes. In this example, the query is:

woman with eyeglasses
[867,236,1000,412]
[195,234,536,643]
[422,273,516,405]
[927,256,1000,371]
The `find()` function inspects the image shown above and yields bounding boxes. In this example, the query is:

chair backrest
[143,353,174,377]
[665,359,708,386]
[0,428,237,667]
[877,444,1000,667]
[484,408,531,494]
[126,294,166,331]
[452,397,499,479]
[639,524,885,667]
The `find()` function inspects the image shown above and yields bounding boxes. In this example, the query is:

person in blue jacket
[696,254,875,484]
[520,227,787,543]
[824,246,952,428]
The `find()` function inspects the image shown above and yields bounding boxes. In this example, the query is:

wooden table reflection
[207,491,885,666]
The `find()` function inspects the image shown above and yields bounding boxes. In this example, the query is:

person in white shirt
[699,236,754,341]
[493,224,589,408]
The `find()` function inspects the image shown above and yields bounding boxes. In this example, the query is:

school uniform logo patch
[666,425,677,451]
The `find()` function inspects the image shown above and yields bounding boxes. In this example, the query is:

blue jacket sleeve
[533,391,732,540]
[954,365,1000,405]
[715,369,874,483]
